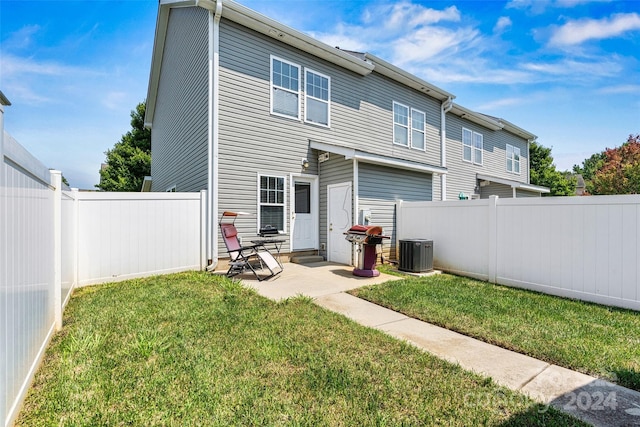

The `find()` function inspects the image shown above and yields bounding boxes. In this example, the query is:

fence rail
[397,196,640,311]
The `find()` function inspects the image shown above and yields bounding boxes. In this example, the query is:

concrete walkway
[239,262,640,427]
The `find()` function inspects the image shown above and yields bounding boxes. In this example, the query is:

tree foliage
[97,102,150,191]
[573,151,605,183]
[588,134,640,195]
[529,141,576,196]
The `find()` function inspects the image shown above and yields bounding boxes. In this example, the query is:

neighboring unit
[144,0,549,267]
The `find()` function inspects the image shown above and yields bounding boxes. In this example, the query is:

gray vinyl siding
[445,113,531,200]
[217,20,442,167]
[480,182,513,199]
[318,154,353,259]
[150,7,208,192]
[358,162,432,260]
[516,189,541,198]
[216,19,442,255]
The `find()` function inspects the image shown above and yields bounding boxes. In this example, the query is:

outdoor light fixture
[301,158,310,169]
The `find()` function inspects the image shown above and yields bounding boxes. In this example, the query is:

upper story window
[393,102,410,147]
[271,56,300,119]
[411,109,426,150]
[506,144,521,174]
[305,69,330,127]
[258,174,286,232]
[462,127,483,165]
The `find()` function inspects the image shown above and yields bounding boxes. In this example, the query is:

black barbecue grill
[258,225,279,237]
[344,225,389,277]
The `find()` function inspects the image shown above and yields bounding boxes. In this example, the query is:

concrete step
[289,255,324,264]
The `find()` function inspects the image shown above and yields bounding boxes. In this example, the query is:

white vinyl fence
[397,195,640,311]
[1,130,206,427]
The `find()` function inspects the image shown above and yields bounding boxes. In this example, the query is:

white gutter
[450,103,502,131]
[365,53,454,101]
[440,97,453,201]
[527,139,533,185]
[206,0,222,271]
[310,140,447,175]
[222,0,374,76]
[477,173,550,194]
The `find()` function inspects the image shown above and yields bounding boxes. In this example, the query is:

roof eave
[477,173,550,194]
[145,0,375,127]
[310,140,447,175]
[365,53,455,102]
[145,1,178,128]
[450,104,502,131]
[0,91,11,107]
[498,118,537,141]
[222,0,374,76]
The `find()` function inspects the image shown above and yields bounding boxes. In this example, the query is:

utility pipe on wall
[206,0,222,271]
[440,97,453,201]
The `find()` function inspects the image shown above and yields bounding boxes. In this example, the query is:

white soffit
[310,140,447,175]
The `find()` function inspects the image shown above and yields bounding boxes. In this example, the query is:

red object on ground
[344,225,389,277]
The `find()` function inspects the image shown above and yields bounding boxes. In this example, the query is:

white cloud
[386,3,460,29]
[597,84,640,95]
[555,0,611,7]
[506,0,611,13]
[391,26,479,66]
[475,97,528,111]
[103,91,128,110]
[3,25,41,50]
[494,16,513,33]
[549,13,640,46]
[521,57,622,78]
[1,54,104,78]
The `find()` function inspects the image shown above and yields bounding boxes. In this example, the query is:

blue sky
[1,0,639,189]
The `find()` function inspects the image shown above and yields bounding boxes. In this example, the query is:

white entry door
[327,182,352,265]
[292,177,318,250]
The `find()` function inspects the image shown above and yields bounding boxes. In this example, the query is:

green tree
[529,141,576,196]
[589,134,640,195]
[97,102,150,191]
[573,152,605,183]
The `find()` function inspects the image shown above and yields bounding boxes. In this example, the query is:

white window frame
[473,132,483,166]
[393,101,410,147]
[270,55,301,120]
[506,144,521,174]
[462,127,483,165]
[257,173,287,233]
[166,185,176,192]
[304,68,331,127]
[410,108,426,151]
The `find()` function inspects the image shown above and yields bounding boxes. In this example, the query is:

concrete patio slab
[239,261,396,300]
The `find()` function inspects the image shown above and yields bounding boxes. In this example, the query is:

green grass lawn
[16,272,585,426]
[351,268,640,392]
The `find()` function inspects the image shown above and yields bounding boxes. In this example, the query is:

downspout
[206,0,222,271]
[527,138,534,185]
[440,97,453,201]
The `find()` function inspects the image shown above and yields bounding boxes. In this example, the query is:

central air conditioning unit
[399,239,433,273]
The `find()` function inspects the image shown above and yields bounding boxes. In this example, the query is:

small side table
[250,238,285,267]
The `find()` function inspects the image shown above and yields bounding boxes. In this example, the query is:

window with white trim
[411,108,426,150]
[258,175,286,232]
[462,127,483,165]
[305,69,330,126]
[166,185,176,192]
[393,102,409,146]
[506,144,521,174]
[271,56,300,119]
